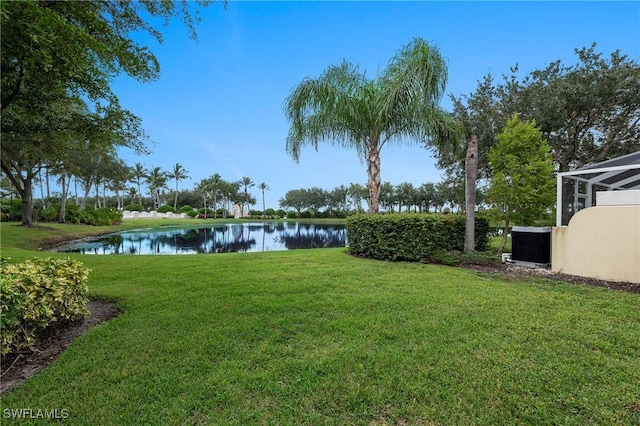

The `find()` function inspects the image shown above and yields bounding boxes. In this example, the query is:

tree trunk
[465,135,478,253]
[137,181,143,207]
[45,165,51,206]
[59,174,68,223]
[497,219,510,255]
[20,178,34,226]
[367,141,381,214]
[174,182,179,211]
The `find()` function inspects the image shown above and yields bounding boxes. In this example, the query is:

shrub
[157,205,175,213]
[197,207,215,218]
[346,213,489,262]
[124,204,143,212]
[0,199,22,222]
[249,209,263,217]
[264,208,276,218]
[275,209,286,218]
[186,210,198,218]
[300,210,312,219]
[0,258,91,355]
[286,211,298,219]
[83,208,123,226]
[179,205,196,213]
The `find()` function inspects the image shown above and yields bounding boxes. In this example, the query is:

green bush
[157,205,175,213]
[179,205,196,213]
[346,214,489,262]
[83,208,123,226]
[264,208,276,217]
[197,207,215,218]
[286,211,298,219]
[186,210,198,218]
[275,209,286,218]
[0,199,22,222]
[249,209,263,217]
[123,204,143,212]
[0,257,91,355]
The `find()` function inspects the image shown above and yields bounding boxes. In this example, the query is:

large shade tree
[0,1,208,225]
[439,44,640,178]
[284,37,460,213]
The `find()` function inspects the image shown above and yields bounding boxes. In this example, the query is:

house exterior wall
[552,205,640,284]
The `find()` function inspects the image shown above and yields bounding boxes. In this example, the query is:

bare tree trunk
[367,141,381,214]
[38,167,45,208]
[20,177,34,226]
[94,181,100,209]
[498,218,510,255]
[465,135,478,253]
[59,174,67,223]
[45,165,51,206]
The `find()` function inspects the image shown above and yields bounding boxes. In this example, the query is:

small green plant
[179,205,196,213]
[0,257,91,355]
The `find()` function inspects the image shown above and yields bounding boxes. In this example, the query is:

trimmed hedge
[346,213,489,262]
[0,258,91,355]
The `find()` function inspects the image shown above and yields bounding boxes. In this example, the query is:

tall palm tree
[168,163,190,211]
[145,166,168,210]
[239,176,254,217]
[194,178,210,217]
[284,37,460,213]
[258,182,270,214]
[131,162,147,207]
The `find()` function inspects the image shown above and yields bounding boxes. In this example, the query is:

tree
[194,179,211,217]
[1,1,207,225]
[347,183,368,213]
[416,182,437,212]
[145,167,168,210]
[168,163,190,211]
[464,135,478,253]
[258,182,270,214]
[131,163,148,207]
[239,177,255,217]
[395,182,415,212]
[440,44,640,179]
[284,37,460,214]
[487,115,555,254]
[279,189,308,216]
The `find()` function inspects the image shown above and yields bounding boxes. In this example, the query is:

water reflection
[54,222,347,255]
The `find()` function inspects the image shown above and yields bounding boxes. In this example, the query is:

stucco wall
[552,205,640,284]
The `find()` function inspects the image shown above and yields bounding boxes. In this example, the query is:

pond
[53,222,347,255]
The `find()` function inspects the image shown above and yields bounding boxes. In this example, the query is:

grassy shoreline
[0,222,638,425]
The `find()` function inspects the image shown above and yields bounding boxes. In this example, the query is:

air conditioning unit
[511,226,551,268]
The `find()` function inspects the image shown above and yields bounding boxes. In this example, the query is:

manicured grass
[1,223,639,425]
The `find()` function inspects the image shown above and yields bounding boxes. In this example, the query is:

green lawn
[1,222,639,425]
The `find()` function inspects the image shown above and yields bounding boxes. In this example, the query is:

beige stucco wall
[552,205,640,283]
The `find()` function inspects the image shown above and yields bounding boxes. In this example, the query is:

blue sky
[113,1,640,210]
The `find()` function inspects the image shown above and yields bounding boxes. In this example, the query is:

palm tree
[145,166,168,210]
[239,176,254,217]
[284,37,460,213]
[168,163,190,211]
[131,162,147,207]
[194,178,210,217]
[258,182,270,214]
